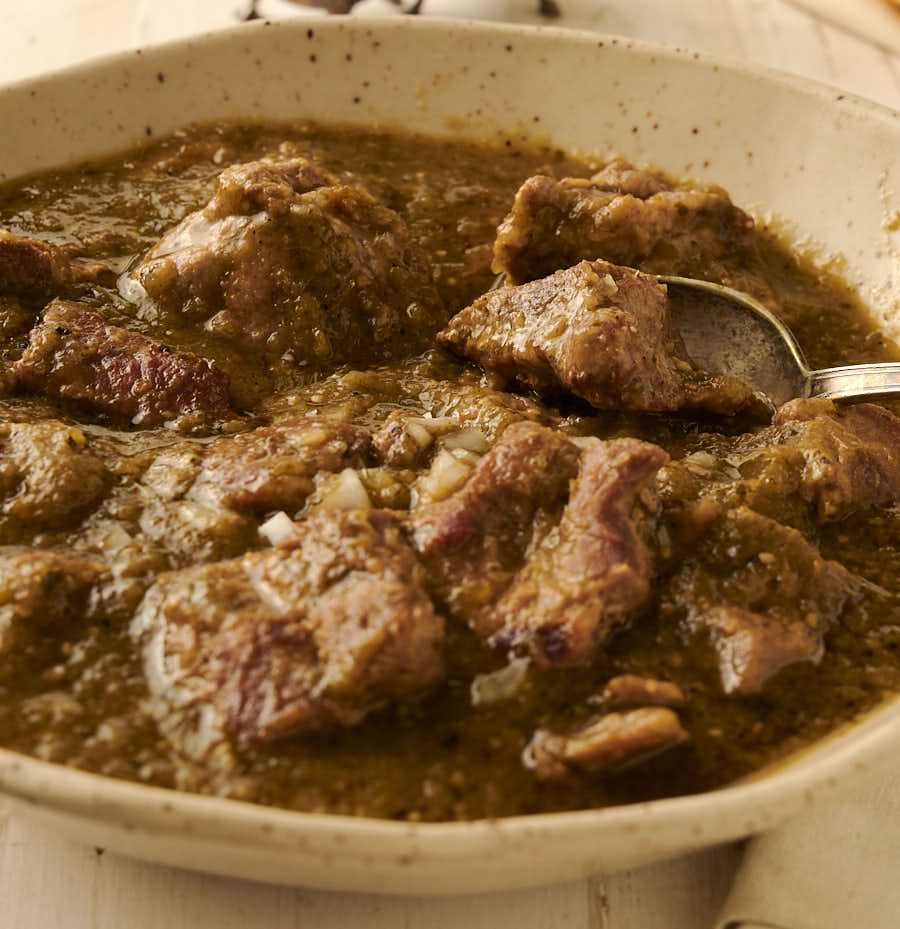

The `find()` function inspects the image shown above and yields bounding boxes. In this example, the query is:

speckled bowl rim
[1,16,900,894]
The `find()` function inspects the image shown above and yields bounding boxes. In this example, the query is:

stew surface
[0,122,898,820]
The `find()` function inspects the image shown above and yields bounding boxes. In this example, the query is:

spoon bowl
[661,275,900,407]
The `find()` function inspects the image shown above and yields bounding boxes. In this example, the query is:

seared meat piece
[0,231,114,300]
[0,421,110,539]
[137,497,258,566]
[0,296,32,341]
[487,438,668,665]
[599,674,686,709]
[421,380,560,441]
[439,260,760,415]
[132,508,444,749]
[771,398,900,520]
[13,301,231,426]
[373,410,432,469]
[700,604,835,698]
[492,161,755,284]
[589,160,671,198]
[665,506,857,695]
[0,549,106,653]
[191,415,374,513]
[0,232,66,299]
[656,400,893,693]
[524,708,688,780]
[373,410,489,472]
[411,423,668,665]
[411,421,582,620]
[0,297,32,393]
[124,157,446,366]
[372,410,452,469]
[660,397,900,531]
[140,444,206,502]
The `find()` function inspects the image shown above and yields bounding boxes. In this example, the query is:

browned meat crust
[132,508,445,749]
[0,232,69,300]
[372,410,440,469]
[664,506,858,694]
[0,231,115,300]
[192,415,375,513]
[0,296,33,343]
[410,421,582,624]
[525,707,688,779]
[492,162,755,284]
[0,549,107,654]
[772,397,900,520]
[0,421,110,539]
[124,157,447,367]
[411,422,668,666]
[419,380,561,441]
[660,397,900,531]
[439,259,760,415]
[598,674,686,710]
[13,300,232,426]
[487,437,668,665]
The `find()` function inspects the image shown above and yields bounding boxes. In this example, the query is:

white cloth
[716,760,900,929]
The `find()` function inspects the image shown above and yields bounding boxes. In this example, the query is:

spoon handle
[807,362,900,400]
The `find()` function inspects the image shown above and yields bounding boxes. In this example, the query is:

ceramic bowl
[1,16,899,895]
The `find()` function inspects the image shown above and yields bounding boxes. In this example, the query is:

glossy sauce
[0,122,898,820]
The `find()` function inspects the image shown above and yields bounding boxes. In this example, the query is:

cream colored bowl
[1,16,899,895]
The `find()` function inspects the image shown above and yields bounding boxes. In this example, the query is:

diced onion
[415,450,472,504]
[258,511,297,546]
[406,420,434,449]
[117,274,148,304]
[441,427,490,454]
[470,657,530,706]
[684,451,719,470]
[448,447,482,468]
[409,415,456,434]
[596,272,619,297]
[317,468,372,510]
[100,521,133,552]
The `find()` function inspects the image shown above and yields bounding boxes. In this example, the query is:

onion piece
[470,657,530,706]
[316,468,372,510]
[258,511,296,546]
[414,449,473,505]
[405,420,434,450]
[441,426,490,454]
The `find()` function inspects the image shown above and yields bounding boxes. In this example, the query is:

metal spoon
[660,275,900,407]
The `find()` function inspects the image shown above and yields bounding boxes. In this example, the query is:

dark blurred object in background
[245,0,560,17]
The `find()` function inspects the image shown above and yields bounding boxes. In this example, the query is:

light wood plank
[0,812,741,929]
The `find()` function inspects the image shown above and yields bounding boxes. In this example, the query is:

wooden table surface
[2,2,899,927]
